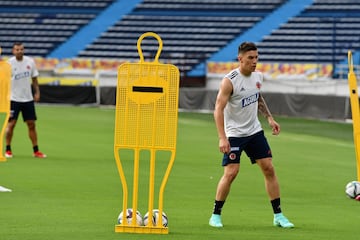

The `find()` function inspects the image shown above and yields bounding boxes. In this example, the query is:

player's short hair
[13,42,23,48]
[238,42,257,55]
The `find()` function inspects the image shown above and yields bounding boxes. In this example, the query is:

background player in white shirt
[5,42,46,158]
[209,42,293,228]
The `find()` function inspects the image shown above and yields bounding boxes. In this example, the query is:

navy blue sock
[213,200,225,215]
[33,145,39,153]
[271,198,282,214]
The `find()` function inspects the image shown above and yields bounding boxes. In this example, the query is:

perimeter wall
[28,58,358,121]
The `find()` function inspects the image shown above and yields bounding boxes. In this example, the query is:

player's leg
[23,101,46,158]
[256,158,294,228]
[216,163,240,200]
[26,119,37,146]
[246,131,294,228]
[256,158,280,199]
[209,163,240,227]
[5,101,20,158]
[5,119,16,158]
[210,138,242,228]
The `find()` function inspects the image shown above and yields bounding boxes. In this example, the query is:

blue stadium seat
[2,0,359,76]
[257,0,360,65]
[78,0,285,76]
[0,0,114,56]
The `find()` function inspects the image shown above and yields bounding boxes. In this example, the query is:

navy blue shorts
[9,101,37,122]
[222,130,272,166]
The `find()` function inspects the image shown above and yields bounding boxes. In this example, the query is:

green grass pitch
[0,105,359,240]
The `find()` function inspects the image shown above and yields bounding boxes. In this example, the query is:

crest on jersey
[256,81,261,89]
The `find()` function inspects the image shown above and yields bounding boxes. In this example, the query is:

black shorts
[222,130,272,166]
[9,101,37,122]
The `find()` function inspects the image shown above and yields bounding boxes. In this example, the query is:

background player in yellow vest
[0,45,12,192]
[5,42,46,158]
[209,42,293,228]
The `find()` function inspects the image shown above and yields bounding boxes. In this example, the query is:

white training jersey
[224,68,263,137]
[8,56,39,102]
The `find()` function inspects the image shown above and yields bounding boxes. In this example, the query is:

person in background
[5,42,46,158]
[209,42,293,228]
[0,45,12,192]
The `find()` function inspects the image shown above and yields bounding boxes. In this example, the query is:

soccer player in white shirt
[5,42,46,158]
[209,42,293,228]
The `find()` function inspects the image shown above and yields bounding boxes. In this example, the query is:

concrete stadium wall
[177,88,351,120]
[39,85,351,121]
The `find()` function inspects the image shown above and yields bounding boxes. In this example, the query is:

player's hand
[268,117,280,135]
[219,138,230,154]
[34,92,40,102]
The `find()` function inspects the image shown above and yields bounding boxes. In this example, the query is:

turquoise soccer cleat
[273,213,294,228]
[209,214,223,228]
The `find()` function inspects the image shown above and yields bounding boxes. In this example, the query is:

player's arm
[32,76,40,102]
[258,94,280,135]
[214,77,232,153]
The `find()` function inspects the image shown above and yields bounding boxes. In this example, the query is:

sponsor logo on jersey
[242,93,259,107]
[14,71,30,80]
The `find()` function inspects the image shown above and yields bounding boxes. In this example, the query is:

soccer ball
[117,208,143,226]
[345,181,360,199]
[143,209,168,227]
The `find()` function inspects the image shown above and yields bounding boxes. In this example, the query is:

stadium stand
[1,0,359,79]
[189,0,313,76]
[256,0,360,69]
[77,0,287,77]
[0,0,358,119]
[0,0,115,57]
[48,1,142,59]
